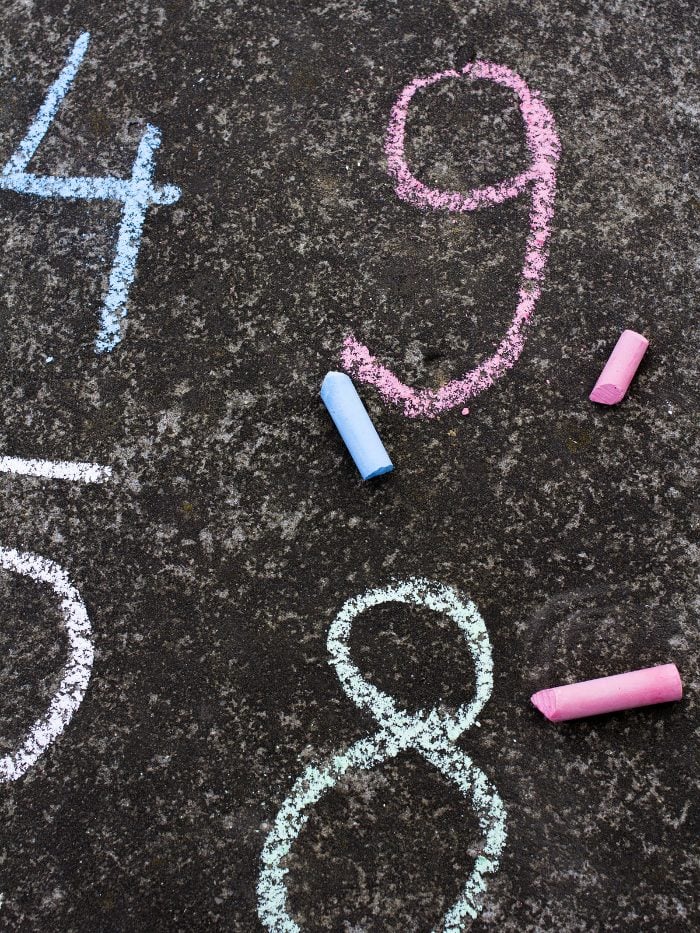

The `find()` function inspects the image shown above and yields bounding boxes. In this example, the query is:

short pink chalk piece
[531,663,682,722]
[589,329,649,405]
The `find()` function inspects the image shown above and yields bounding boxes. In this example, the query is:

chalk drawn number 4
[0,32,181,352]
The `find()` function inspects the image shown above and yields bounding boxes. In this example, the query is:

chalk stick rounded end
[531,688,558,721]
[321,371,353,395]
[621,329,649,349]
[589,383,625,405]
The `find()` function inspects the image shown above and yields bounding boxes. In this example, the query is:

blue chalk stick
[320,372,394,480]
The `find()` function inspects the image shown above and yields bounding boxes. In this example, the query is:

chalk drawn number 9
[342,62,561,418]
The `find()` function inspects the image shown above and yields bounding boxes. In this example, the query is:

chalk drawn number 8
[257,579,506,931]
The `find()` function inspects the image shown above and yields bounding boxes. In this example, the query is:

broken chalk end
[531,689,559,721]
[589,383,625,405]
[364,462,394,479]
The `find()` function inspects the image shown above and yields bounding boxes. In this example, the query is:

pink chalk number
[342,62,561,418]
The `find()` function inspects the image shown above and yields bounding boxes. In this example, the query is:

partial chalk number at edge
[0,547,94,783]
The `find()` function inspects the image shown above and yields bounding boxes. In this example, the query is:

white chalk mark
[0,456,112,483]
[257,579,507,932]
[0,32,181,352]
[0,548,94,782]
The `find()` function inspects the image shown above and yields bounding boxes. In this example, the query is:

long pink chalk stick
[531,663,682,722]
[589,329,649,405]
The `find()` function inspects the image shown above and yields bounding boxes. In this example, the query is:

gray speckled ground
[0,1,698,930]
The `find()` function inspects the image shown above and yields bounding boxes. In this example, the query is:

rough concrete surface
[0,1,698,930]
